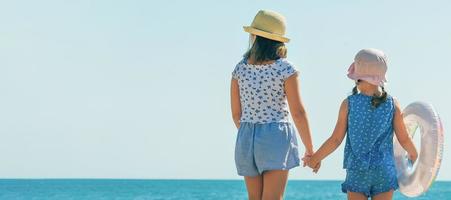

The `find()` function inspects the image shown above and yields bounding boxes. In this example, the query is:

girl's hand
[301,152,313,167]
[304,154,321,173]
[312,161,321,173]
[306,159,318,169]
[409,151,418,164]
[306,159,320,173]
[306,154,320,173]
[393,99,419,166]
[302,155,320,173]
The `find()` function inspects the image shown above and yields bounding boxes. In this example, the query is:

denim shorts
[341,166,399,197]
[234,122,300,176]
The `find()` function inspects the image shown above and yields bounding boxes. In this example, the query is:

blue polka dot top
[343,93,396,171]
[231,58,298,124]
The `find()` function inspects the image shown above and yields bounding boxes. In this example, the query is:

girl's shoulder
[237,57,247,65]
[231,58,248,79]
[276,58,296,68]
[389,95,398,102]
[388,94,399,107]
[346,93,360,102]
[276,58,299,80]
[234,58,247,69]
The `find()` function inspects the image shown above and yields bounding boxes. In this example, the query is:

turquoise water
[0,179,449,199]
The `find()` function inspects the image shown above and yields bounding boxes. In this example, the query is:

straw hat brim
[243,26,290,43]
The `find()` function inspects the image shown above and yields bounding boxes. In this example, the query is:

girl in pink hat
[305,49,418,200]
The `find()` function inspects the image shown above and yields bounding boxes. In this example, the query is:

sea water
[0,179,450,200]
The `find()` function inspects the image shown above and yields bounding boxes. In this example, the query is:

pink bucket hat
[347,48,388,86]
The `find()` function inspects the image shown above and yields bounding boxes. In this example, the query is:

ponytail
[371,86,388,108]
[352,85,358,95]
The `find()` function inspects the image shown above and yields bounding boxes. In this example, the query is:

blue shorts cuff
[370,184,399,197]
[341,183,371,197]
[258,162,300,174]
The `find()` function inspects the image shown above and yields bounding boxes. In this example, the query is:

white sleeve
[280,62,298,80]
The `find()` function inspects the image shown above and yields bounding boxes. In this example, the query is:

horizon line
[0,178,450,182]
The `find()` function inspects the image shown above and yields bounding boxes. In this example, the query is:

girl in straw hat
[305,49,418,200]
[231,10,318,199]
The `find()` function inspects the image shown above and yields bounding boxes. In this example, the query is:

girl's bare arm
[393,99,418,163]
[285,74,313,155]
[230,78,241,129]
[308,99,348,167]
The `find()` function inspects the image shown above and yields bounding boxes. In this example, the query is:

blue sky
[0,0,450,180]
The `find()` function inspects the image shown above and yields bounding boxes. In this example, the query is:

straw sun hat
[243,10,290,43]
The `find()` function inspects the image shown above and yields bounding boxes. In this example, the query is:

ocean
[0,179,449,200]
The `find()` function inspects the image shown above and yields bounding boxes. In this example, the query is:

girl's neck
[359,88,381,96]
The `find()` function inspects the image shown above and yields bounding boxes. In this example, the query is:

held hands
[302,152,321,173]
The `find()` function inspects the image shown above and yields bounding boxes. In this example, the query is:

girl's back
[306,49,418,199]
[344,93,395,170]
[232,58,297,123]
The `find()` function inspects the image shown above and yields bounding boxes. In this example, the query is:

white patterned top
[232,58,298,123]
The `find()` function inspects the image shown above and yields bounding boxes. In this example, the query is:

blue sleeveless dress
[341,93,399,197]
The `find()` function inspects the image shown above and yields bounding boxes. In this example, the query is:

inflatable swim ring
[393,102,444,197]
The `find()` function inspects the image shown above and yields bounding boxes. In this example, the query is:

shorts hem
[370,185,399,197]
[341,185,370,197]
[341,184,399,197]
[258,162,300,174]
[237,171,260,177]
